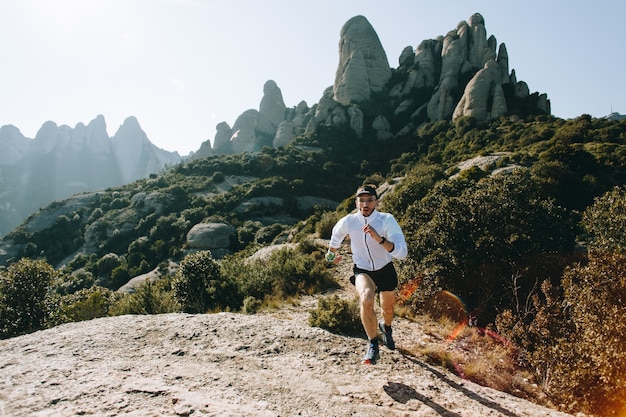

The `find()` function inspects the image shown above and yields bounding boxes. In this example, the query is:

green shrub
[498,253,626,417]
[242,296,262,314]
[582,185,626,254]
[495,188,626,416]
[260,247,335,298]
[211,171,225,183]
[0,258,57,338]
[48,286,120,326]
[254,223,286,245]
[400,170,575,321]
[173,251,240,313]
[315,211,337,239]
[109,279,180,315]
[225,245,337,305]
[308,295,361,335]
[553,253,626,416]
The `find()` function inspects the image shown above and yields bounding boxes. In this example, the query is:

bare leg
[354,273,378,339]
[379,290,395,326]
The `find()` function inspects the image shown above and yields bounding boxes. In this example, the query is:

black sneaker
[361,342,380,365]
[378,320,395,350]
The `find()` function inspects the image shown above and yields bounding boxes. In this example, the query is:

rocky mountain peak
[333,15,391,105]
[207,12,549,155]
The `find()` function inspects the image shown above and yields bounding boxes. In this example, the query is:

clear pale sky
[1,0,624,155]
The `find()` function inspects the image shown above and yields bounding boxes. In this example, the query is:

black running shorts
[350,262,398,292]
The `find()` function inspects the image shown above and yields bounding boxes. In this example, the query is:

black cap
[356,185,378,199]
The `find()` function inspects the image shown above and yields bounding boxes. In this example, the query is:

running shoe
[378,320,395,350]
[361,342,380,365]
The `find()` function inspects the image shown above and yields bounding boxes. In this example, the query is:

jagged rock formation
[203,13,549,155]
[257,80,287,139]
[230,109,260,154]
[453,60,508,120]
[0,12,552,238]
[112,116,181,183]
[333,15,392,105]
[196,81,294,157]
[209,121,233,155]
[0,115,181,236]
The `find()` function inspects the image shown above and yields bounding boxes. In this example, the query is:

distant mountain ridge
[0,115,181,235]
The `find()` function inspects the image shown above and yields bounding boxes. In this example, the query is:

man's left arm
[384,217,408,260]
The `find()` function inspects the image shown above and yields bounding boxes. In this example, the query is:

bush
[257,247,335,298]
[582,186,626,254]
[495,188,626,416]
[224,244,337,306]
[254,223,286,245]
[109,279,180,315]
[0,258,57,338]
[308,295,361,335]
[211,171,225,183]
[173,251,240,313]
[48,286,120,326]
[399,171,575,322]
[315,211,338,239]
[553,253,626,416]
[242,296,262,314]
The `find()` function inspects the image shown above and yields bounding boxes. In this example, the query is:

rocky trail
[0,251,575,416]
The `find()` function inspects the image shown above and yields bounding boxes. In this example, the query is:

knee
[359,288,375,310]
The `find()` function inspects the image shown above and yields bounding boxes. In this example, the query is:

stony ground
[0,310,575,417]
[0,250,577,417]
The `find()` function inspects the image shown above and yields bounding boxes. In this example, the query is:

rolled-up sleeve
[386,217,407,260]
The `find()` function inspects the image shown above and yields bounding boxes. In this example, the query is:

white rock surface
[0,311,574,417]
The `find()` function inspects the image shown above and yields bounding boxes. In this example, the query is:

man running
[326,184,408,364]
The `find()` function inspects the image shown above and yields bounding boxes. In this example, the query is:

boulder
[186,222,235,250]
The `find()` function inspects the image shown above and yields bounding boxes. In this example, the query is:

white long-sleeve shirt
[329,210,407,271]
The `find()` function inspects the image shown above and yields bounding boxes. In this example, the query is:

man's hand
[325,250,342,264]
[363,223,381,242]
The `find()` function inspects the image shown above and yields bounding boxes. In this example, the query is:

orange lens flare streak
[446,319,468,342]
[396,274,423,302]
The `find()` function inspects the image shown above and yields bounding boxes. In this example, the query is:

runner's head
[355,184,379,216]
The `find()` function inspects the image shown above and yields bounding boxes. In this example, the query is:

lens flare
[396,274,423,302]
[446,319,468,342]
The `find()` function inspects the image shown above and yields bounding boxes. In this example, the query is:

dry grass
[400,310,550,407]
